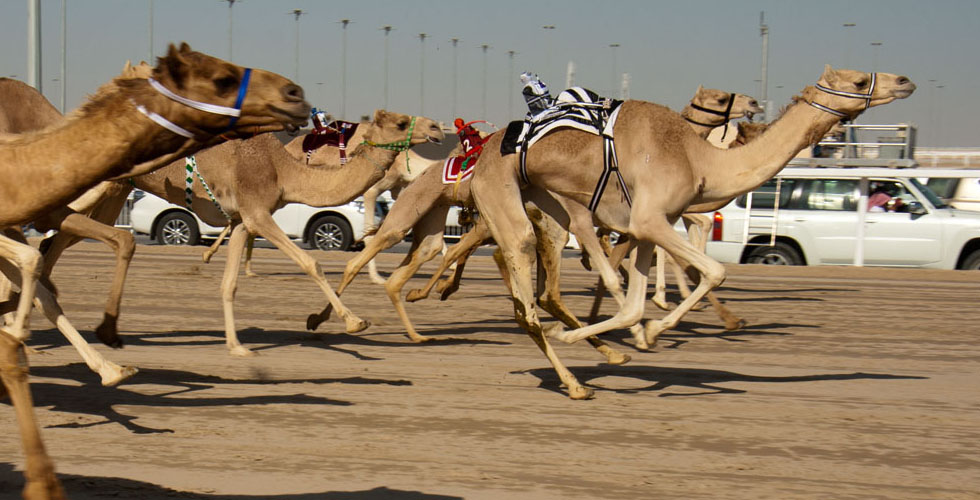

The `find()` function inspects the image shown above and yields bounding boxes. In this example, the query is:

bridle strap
[360,116,418,172]
[810,72,877,117]
[684,92,737,140]
[137,68,253,138]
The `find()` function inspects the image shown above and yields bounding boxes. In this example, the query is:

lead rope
[185,156,232,220]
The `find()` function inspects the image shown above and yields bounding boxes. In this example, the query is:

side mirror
[908,201,927,215]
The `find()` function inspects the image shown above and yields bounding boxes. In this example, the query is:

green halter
[360,116,417,172]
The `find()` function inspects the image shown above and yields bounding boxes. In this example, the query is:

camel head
[733,121,769,147]
[690,86,764,121]
[365,110,445,147]
[145,42,310,136]
[804,65,915,119]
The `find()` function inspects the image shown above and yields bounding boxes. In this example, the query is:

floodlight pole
[28,0,41,92]
[759,11,769,122]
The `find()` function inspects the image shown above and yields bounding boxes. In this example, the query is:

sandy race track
[2,241,978,499]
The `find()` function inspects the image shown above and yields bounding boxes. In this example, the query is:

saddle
[442,119,490,186]
[301,117,360,162]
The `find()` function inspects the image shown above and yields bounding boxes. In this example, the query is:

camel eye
[397,121,408,131]
[855,79,868,88]
[214,75,239,95]
[719,96,729,104]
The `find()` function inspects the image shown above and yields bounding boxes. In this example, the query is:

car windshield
[910,178,948,209]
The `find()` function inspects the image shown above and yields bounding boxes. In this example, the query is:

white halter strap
[133,101,195,138]
[809,73,877,118]
[147,78,243,117]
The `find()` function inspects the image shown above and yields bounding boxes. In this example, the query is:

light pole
[418,33,427,115]
[542,24,555,84]
[61,0,67,112]
[481,44,490,120]
[842,23,855,68]
[507,50,516,119]
[339,19,350,119]
[221,0,238,62]
[609,43,620,98]
[870,42,883,72]
[758,11,769,122]
[381,26,393,110]
[451,37,459,120]
[148,0,154,62]
[28,0,41,92]
[290,9,305,83]
[935,84,945,145]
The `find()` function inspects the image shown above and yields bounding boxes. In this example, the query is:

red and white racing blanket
[441,155,476,184]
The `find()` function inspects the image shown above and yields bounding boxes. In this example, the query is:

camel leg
[652,246,672,310]
[406,217,491,303]
[39,212,135,348]
[243,234,258,277]
[383,207,450,342]
[0,256,136,385]
[472,171,593,400]
[248,214,369,336]
[435,239,480,300]
[307,197,423,330]
[0,234,42,341]
[362,174,401,286]
[0,331,67,500]
[530,214,631,366]
[219,223,255,356]
[586,236,632,324]
[202,224,231,263]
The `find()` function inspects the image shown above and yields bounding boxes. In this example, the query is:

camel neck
[680,105,725,139]
[279,142,400,207]
[694,96,841,204]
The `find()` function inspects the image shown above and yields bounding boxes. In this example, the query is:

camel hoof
[230,345,257,358]
[245,271,260,278]
[22,478,67,500]
[644,320,665,349]
[543,323,568,341]
[408,334,432,343]
[305,314,324,331]
[605,351,632,365]
[568,386,595,400]
[439,285,460,301]
[652,297,673,311]
[725,318,748,331]
[405,289,426,303]
[201,252,213,264]
[345,318,370,334]
[628,324,650,350]
[100,364,138,387]
[94,321,123,349]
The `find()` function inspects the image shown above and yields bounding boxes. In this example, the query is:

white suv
[130,191,388,251]
[703,170,980,270]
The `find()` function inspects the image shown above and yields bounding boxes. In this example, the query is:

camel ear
[158,43,190,89]
[820,64,837,84]
[179,42,193,54]
[373,109,388,124]
[696,84,704,93]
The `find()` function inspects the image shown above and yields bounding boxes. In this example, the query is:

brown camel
[0,43,308,500]
[469,66,915,399]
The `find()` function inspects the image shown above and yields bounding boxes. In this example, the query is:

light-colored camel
[201,128,460,278]
[469,66,914,399]
[0,42,308,500]
[411,87,762,328]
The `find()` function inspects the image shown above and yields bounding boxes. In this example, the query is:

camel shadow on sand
[515,363,927,398]
[15,362,411,435]
[0,463,460,500]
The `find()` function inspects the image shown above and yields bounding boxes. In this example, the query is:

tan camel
[469,67,914,399]
[61,111,442,359]
[0,43,308,500]
[410,87,762,328]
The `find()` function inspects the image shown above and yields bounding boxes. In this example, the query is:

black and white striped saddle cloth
[501,87,630,212]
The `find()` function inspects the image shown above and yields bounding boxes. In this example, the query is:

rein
[135,68,253,139]
[360,116,417,172]
[808,73,877,118]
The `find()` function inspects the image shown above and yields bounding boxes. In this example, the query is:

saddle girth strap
[185,156,232,221]
[588,135,632,212]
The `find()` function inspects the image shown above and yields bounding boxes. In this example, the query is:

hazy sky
[2,0,977,146]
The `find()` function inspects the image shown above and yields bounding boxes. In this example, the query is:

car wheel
[308,215,352,251]
[961,249,980,270]
[155,211,200,246]
[746,241,803,266]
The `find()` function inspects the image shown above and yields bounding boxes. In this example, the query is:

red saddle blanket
[441,155,478,184]
[301,120,360,154]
